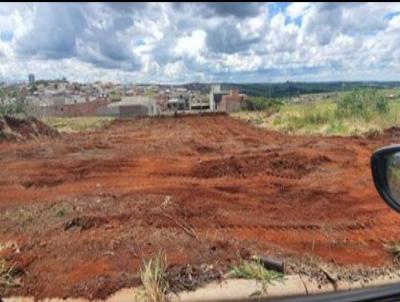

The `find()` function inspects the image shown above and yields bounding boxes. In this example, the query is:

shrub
[244,97,283,112]
[0,101,27,116]
[376,95,389,114]
[336,89,388,120]
[0,88,27,116]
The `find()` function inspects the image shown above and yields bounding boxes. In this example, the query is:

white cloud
[164,61,187,79]
[286,2,311,19]
[174,30,206,58]
[267,12,300,53]
[0,2,400,83]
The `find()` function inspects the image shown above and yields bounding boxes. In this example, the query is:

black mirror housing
[371,145,400,213]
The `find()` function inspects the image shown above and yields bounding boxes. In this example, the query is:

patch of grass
[385,241,400,263]
[243,97,284,112]
[336,88,389,120]
[232,88,400,137]
[44,116,114,133]
[229,259,283,283]
[280,102,336,134]
[56,209,66,217]
[0,259,17,288]
[0,241,18,253]
[13,207,35,224]
[140,252,169,302]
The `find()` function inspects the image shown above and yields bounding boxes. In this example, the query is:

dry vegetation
[140,252,170,302]
[44,116,114,133]
[0,259,17,289]
[385,242,400,264]
[234,88,400,136]
[229,260,283,283]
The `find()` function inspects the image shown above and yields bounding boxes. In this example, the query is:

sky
[0,2,400,84]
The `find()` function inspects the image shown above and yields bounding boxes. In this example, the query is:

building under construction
[209,85,245,112]
[97,96,159,117]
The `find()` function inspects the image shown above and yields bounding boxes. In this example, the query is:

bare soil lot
[1,115,400,299]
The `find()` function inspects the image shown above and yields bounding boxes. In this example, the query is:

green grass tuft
[229,260,283,283]
[0,258,17,288]
[140,252,169,302]
[385,241,400,263]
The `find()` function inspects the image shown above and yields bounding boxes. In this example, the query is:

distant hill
[180,82,400,98]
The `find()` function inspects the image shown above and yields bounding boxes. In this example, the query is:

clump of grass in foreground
[0,258,17,288]
[140,252,169,302]
[384,241,400,263]
[229,259,283,283]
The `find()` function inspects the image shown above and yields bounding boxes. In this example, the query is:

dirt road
[1,115,400,299]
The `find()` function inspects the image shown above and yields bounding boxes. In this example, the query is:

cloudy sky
[0,2,400,83]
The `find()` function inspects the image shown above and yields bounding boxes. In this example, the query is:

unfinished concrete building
[97,96,159,117]
[220,89,244,112]
[209,85,244,112]
[167,96,189,111]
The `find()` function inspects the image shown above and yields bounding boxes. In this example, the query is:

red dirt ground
[1,115,400,299]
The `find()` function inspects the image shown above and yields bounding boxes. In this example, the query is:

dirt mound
[0,115,59,143]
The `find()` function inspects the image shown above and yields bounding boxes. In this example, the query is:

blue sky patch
[0,31,13,42]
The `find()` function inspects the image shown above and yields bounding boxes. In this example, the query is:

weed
[384,241,400,263]
[0,259,17,288]
[56,209,66,217]
[13,207,35,224]
[0,241,19,253]
[140,252,169,302]
[229,259,283,298]
[229,259,283,283]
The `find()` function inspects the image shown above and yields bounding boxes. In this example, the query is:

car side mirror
[371,145,400,213]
